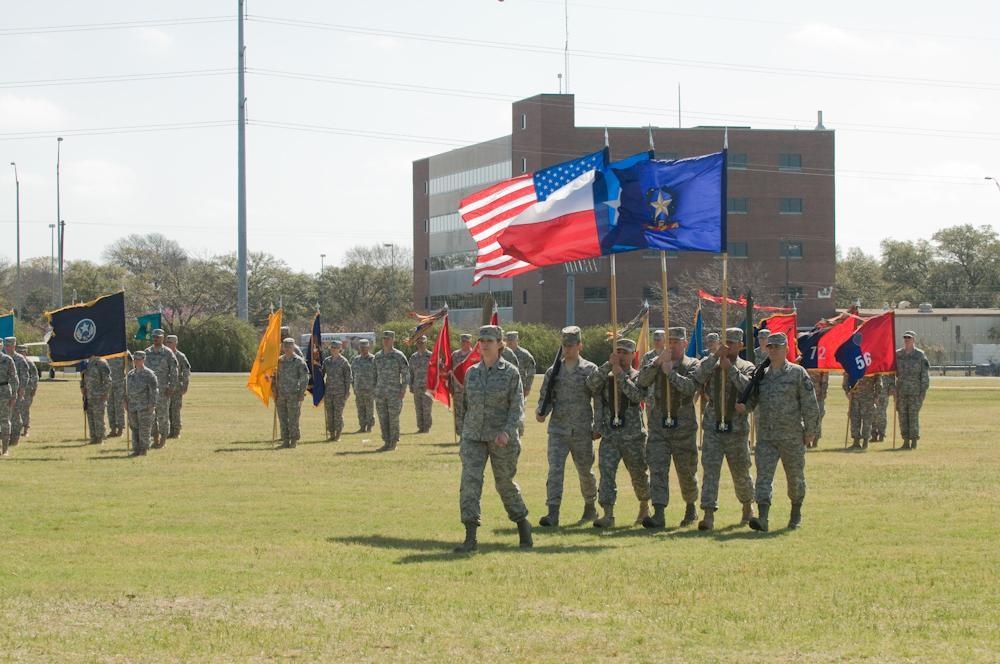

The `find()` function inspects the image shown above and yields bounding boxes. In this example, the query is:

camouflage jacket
[637,355,700,434]
[450,349,472,391]
[322,354,352,396]
[23,355,39,394]
[351,354,376,394]
[844,374,879,406]
[275,354,310,399]
[374,348,409,398]
[83,357,112,399]
[744,361,820,440]
[510,346,536,393]
[408,349,431,393]
[588,363,646,439]
[143,344,179,393]
[175,349,192,391]
[693,354,755,433]
[107,355,129,386]
[808,370,830,401]
[462,358,524,441]
[0,352,18,399]
[536,356,598,437]
[891,347,930,397]
[126,366,158,410]
[9,351,30,396]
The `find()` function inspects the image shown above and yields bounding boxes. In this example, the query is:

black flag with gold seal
[45,291,127,366]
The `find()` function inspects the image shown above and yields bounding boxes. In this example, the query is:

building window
[655,151,678,161]
[428,162,512,196]
[727,197,749,214]
[583,287,608,303]
[521,157,527,173]
[641,249,677,259]
[781,286,804,301]
[780,241,804,258]
[423,219,429,233]
[429,290,513,310]
[520,113,527,130]
[423,181,428,194]
[424,296,429,309]
[522,289,527,305]
[728,153,747,170]
[779,153,802,171]
[728,241,748,258]
[779,197,803,214]
[424,258,429,271]
[429,251,476,271]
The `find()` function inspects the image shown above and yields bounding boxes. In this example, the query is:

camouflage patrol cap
[725,327,745,343]
[478,325,503,341]
[282,337,295,345]
[668,327,687,342]
[3,336,15,345]
[133,350,146,360]
[652,328,666,340]
[330,339,343,348]
[359,339,371,346]
[382,330,395,338]
[280,326,290,333]
[459,333,472,342]
[165,334,178,342]
[706,332,721,343]
[505,330,519,340]
[151,328,165,338]
[561,326,582,345]
[757,328,771,338]
[416,335,428,343]
[902,330,916,339]
[766,332,787,346]
[615,338,636,352]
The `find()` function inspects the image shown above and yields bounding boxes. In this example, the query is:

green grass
[1,373,997,662]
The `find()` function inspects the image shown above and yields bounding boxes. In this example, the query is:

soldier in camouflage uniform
[322,339,352,441]
[0,339,19,456]
[273,338,310,448]
[753,329,771,365]
[640,329,666,421]
[373,330,409,452]
[454,325,531,553]
[408,335,433,433]
[105,353,130,437]
[871,374,891,443]
[637,327,700,528]
[806,369,829,448]
[15,344,38,438]
[844,374,879,450]
[737,332,819,531]
[143,329,179,448]
[81,354,111,444]
[2,338,30,448]
[891,330,930,450]
[164,335,191,439]
[125,351,158,456]
[505,331,536,397]
[535,326,599,527]
[587,337,650,529]
[351,339,376,432]
[691,328,756,530]
[450,334,474,435]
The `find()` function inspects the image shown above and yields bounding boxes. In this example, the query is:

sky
[0,0,998,276]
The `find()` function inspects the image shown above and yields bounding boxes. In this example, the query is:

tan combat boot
[697,508,715,531]
[635,500,650,525]
[592,504,615,528]
[740,501,754,526]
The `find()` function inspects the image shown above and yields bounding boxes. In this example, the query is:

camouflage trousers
[815,398,826,441]
[898,394,924,441]
[413,391,433,432]
[324,393,348,437]
[87,397,107,442]
[375,395,403,444]
[598,433,650,507]
[873,394,889,435]
[168,391,184,437]
[0,397,12,452]
[453,389,466,435]
[646,427,699,507]
[459,436,528,525]
[107,383,126,433]
[754,438,806,506]
[849,396,875,441]
[19,392,34,432]
[275,395,302,445]
[129,407,153,453]
[8,396,23,445]
[150,393,172,439]
[700,429,754,511]
[544,431,597,507]
[355,390,375,430]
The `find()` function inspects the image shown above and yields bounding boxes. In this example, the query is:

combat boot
[680,502,698,527]
[641,503,665,529]
[453,524,478,553]
[580,501,598,522]
[788,502,802,530]
[376,442,392,452]
[516,518,533,549]
[900,440,910,450]
[911,439,917,449]
[749,503,770,532]
[697,508,715,531]
[740,501,754,526]
[850,439,861,450]
[538,505,559,527]
[635,500,650,525]
[862,438,869,450]
[593,504,615,528]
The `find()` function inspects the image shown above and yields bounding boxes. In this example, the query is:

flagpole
[719,252,729,431]
[609,254,621,426]
[660,251,673,425]
[891,393,898,449]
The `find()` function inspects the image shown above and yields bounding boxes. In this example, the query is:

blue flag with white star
[601,151,726,255]
[45,291,127,366]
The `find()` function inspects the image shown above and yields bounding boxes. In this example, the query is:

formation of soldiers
[0,337,38,455]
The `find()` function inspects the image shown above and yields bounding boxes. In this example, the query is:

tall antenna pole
[56,136,64,308]
[563,0,569,93]
[677,83,682,128]
[236,0,249,320]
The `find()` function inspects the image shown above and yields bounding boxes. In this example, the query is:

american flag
[458,151,605,284]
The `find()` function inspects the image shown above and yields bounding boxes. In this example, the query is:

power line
[0,68,234,89]
[0,15,234,37]
[0,120,235,141]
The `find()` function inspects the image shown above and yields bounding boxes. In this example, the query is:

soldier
[737,332,819,532]
[754,328,770,365]
[351,339,376,433]
[587,337,650,528]
[125,351,158,456]
[2,337,29,448]
[273,338,310,448]
[844,374,879,450]
[505,331,536,397]
[280,326,304,358]
[637,327,700,528]
[453,325,531,553]
[373,330,409,452]
[81,353,111,444]
[705,332,721,357]
[807,369,829,448]
[534,326,599,527]
[450,334,474,435]
[891,330,930,450]
[692,328,756,530]
[407,335,433,434]
[640,329,666,421]
[322,339,352,441]
[163,335,191,439]
[0,338,19,456]
[871,374,891,443]
[13,343,38,438]
[105,352,130,437]
[143,329,178,448]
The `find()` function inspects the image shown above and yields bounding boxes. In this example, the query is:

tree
[316,244,413,330]
[880,238,933,305]
[929,224,1000,307]
[835,247,886,309]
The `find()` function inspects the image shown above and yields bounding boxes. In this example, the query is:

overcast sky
[1,1,998,275]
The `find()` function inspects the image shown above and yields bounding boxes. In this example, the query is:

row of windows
[429,290,513,310]
[728,197,804,214]
[581,283,807,305]
[428,213,465,233]
[428,251,476,271]
[727,153,802,171]
[428,162,512,196]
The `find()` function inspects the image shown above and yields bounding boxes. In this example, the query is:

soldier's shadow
[88,454,134,460]
[214,446,280,453]
[333,449,383,456]
[37,442,92,449]
[327,534,614,564]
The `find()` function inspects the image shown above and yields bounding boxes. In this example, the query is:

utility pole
[9,162,19,319]
[56,137,64,307]
[236,0,249,320]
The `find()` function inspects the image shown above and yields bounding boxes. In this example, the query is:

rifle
[536,345,564,418]
[737,357,771,406]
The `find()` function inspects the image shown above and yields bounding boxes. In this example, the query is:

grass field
[1,373,997,662]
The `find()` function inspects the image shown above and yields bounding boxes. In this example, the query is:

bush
[125,316,258,372]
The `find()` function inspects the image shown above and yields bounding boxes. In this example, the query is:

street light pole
[383,243,395,312]
[48,224,55,306]
[320,253,326,273]
[56,137,64,307]
[235,0,249,321]
[9,162,19,320]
